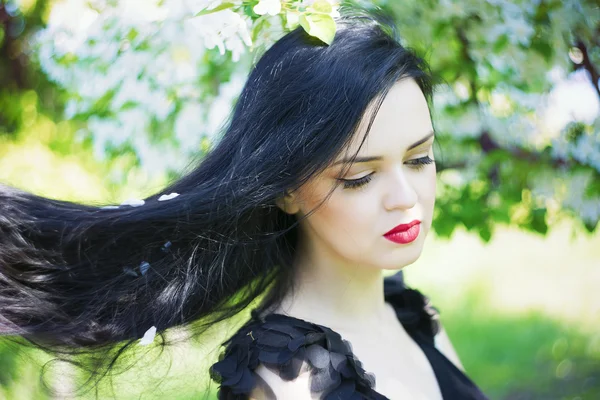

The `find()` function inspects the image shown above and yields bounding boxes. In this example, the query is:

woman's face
[280,78,436,271]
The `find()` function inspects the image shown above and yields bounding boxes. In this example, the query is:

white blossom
[436,104,482,138]
[561,170,600,225]
[164,0,222,19]
[540,69,600,136]
[439,169,467,189]
[175,103,205,149]
[33,0,254,176]
[547,65,567,84]
[530,172,556,200]
[254,0,281,16]
[572,134,598,168]
[504,16,535,46]
[550,137,571,160]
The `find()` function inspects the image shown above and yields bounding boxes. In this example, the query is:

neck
[273,239,391,330]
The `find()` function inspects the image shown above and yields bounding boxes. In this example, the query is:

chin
[373,252,422,270]
[388,241,425,269]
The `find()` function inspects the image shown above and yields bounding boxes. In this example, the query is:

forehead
[347,79,432,155]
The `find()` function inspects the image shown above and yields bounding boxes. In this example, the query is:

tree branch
[436,130,571,175]
[575,39,600,99]
[0,3,26,88]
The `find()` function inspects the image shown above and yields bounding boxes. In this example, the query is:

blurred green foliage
[444,287,600,400]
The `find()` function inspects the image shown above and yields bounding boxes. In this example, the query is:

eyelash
[340,156,435,190]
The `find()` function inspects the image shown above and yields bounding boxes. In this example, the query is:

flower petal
[161,241,172,252]
[253,1,268,15]
[139,261,151,275]
[158,192,179,201]
[120,199,145,207]
[139,326,156,346]
[310,363,339,393]
[305,344,330,369]
[231,367,256,394]
[287,335,305,351]
[123,267,138,277]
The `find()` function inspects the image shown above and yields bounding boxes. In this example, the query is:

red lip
[384,220,421,236]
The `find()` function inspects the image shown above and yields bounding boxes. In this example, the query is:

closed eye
[405,155,435,170]
[339,156,435,190]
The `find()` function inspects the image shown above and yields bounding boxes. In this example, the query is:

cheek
[410,164,436,198]
[322,190,377,231]
[300,184,379,251]
[413,167,437,228]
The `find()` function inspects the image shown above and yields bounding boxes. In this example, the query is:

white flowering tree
[380,0,600,238]
[6,0,600,239]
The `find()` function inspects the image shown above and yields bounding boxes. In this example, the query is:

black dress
[209,271,489,399]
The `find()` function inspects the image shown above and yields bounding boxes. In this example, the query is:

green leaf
[251,16,268,43]
[584,219,598,233]
[126,28,139,42]
[529,208,548,235]
[492,34,509,53]
[194,2,236,17]
[586,171,600,197]
[530,39,553,62]
[299,14,311,35]
[56,52,78,66]
[299,13,336,45]
[120,100,138,111]
[310,0,333,14]
[478,223,492,243]
[564,121,587,143]
[433,214,458,239]
[0,26,6,48]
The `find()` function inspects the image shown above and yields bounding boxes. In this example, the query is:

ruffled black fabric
[209,272,442,400]
[383,272,441,346]
[210,309,387,399]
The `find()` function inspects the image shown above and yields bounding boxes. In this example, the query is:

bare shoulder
[249,362,317,400]
[434,324,465,371]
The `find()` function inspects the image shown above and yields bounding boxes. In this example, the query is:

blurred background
[0,0,598,399]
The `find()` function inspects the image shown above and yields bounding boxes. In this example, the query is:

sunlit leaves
[298,12,336,44]
[195,2,237,16]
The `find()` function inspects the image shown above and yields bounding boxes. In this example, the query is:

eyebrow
[332,132,435,166]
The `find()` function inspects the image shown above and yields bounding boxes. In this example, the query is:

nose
[383,167,418,211]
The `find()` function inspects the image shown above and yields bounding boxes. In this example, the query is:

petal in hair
[158,193,179,201]
[120,199,145,207]
[139,326,157,346]
[139,261,150,275]
[161,241,172,252]
[123,267,138,277]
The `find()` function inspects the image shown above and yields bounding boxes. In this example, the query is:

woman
[0,6,487,400]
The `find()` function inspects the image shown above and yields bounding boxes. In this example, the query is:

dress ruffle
[210,310,388,399]
[209,273,441,399]
[383,273,441,345]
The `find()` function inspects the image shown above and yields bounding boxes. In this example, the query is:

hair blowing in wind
[0,6,433,392]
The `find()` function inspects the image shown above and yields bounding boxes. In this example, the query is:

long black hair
[0,4,433,394]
